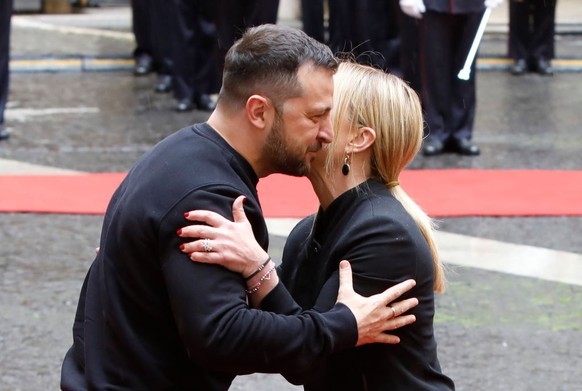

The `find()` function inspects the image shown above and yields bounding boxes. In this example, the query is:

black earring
[342,154,351,176]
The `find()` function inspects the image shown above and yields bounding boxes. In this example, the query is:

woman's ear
[347,126,376,153]
[246,95,274,130]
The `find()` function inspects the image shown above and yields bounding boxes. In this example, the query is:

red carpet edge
[0,170,581,217]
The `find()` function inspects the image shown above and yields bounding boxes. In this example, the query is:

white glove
[400,0,426,19]
[484,0,503,8]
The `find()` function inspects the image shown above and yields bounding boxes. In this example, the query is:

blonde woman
[179,62,454,390]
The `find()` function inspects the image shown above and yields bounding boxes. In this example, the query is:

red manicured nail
[176,229,182,235]
[184,212,189,218]
[179,244,185,251]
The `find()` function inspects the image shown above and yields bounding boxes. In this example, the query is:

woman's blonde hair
[328,61,445,292]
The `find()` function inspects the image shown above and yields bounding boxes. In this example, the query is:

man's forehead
[297,65,334,96]
[297,62,334,78]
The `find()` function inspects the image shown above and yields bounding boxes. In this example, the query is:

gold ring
[389,305,396,318]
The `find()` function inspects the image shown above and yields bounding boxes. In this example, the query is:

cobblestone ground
[0,214,582,391]
[1,214,581,390]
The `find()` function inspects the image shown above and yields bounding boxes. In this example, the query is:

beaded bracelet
[244,256,272,281]
[245,265,276,295]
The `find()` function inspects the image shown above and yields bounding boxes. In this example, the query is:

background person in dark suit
[401,0,503,157]
[508,0,557,76]
[0,0,12,140]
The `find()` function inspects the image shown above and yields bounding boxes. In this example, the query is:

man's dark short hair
[219,24,338,110]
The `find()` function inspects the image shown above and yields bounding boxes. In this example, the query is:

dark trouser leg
[131,0,153,59]
[420,11,454,143]
[530,0,556,60]
[348,0,377,66]
[328,0,352,54]
[450,12,480,142]
[193,6,220,96]
[150,0,175,79]
[364,0,400,72]
[301,0,325,43]
[397,11,422,95]
[0,0,12,126]
[170,0,197,103]
[328,0,381,68]
[172,0,219,109]
[248,0,280,25]
[508,0,532,61]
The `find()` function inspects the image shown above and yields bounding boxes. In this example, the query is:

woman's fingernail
[179,244,185,251]
[176,229,182,235]
[184,212,189,218]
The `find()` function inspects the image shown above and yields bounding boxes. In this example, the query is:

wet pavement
[1,4,582,391]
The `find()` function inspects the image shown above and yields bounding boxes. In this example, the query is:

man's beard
[263,112,320,177]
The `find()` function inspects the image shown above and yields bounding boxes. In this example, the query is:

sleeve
[156,185,358,375]
[259,282,303,315]
[259,239,308,316]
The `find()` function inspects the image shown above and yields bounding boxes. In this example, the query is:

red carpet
[1,170,581,217]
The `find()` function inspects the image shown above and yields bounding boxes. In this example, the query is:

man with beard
[60,24,418,391]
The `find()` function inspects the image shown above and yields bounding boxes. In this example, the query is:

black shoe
[450,138,480,156]
[0,124,10,140]
[194,94,216,112]
[176,98,194,112]
[534,58,554,76]
[155,74,172,93]
[510,58,527,76]
[422,140,445,156]
[134,54,153,76]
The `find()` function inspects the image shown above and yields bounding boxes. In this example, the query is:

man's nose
[318,117,333,144]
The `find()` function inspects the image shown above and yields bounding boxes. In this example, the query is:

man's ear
[347,126,376,153]
[246,95,274,130]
